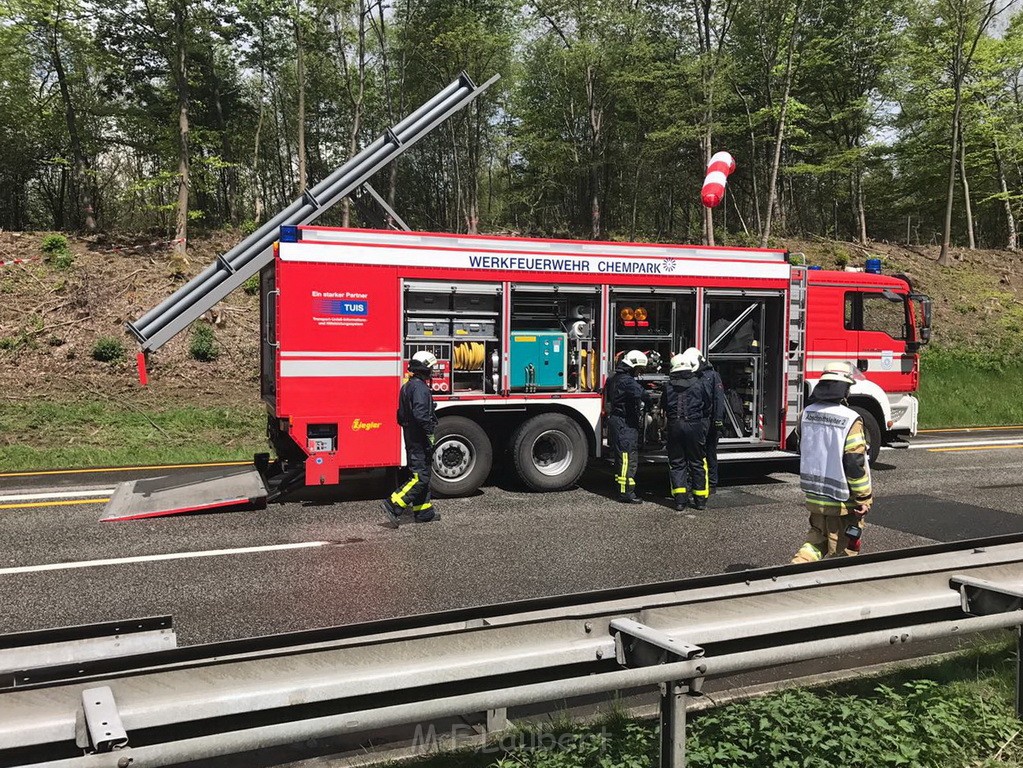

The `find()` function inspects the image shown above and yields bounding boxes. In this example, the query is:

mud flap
[101,467,268,522]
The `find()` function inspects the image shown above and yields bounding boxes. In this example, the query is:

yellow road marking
[0,498,109,510]
[0,461,250,479]
[928,444,1023,453]
[919,426,1023,434]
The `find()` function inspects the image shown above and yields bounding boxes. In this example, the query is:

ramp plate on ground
[102,467,267,521]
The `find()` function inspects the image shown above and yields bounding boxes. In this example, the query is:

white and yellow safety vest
[799,402,866,501]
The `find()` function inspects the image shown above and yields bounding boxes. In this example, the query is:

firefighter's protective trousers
[667,419,709,500]
[390,428,434,520]
[705,422,720,487]
[608,415,639,496]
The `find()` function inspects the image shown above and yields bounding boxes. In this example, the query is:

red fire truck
[260,225,930,497]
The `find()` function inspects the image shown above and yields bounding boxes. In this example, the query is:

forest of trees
[2,0,1022,267]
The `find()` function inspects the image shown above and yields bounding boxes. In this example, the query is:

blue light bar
[280,225,301,243]
[865,258,882,274]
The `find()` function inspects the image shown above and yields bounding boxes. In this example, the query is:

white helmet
[670,349,700,374]
[819,360,858,386]
[410,350,438,374]
[621,349,648,369]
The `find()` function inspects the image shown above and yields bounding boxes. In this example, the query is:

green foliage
[242,273,260,295]
[40,234,69,255]
[40,233,74,269]
[188,322,219,362]
[413,646,1023,768]
[918,347,1023,427]
[0,399,267,470]
[91,336,125,362]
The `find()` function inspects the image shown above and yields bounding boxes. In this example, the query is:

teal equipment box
[510,332,568,390]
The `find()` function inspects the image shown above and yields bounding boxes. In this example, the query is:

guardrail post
[949,575,1023,718]
[1016,626,1023,719]
[660,680,689,768]
[487,707,509,733]
[609,618,705,768]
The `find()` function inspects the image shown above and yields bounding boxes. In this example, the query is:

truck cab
[804,269,932,459]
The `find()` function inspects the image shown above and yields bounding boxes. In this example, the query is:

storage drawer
[453,293,498,312]
[406,318,450,337]
[453,319,496,337]
[405,293,449,311]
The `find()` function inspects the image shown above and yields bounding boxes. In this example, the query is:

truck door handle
[857,359,868,372]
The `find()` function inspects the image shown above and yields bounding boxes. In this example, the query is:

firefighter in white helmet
[662,348,712,511]
[383,351,441,527]
[605,350,652,503]
[792,361,872,563]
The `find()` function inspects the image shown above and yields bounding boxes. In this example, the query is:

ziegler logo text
[352,418,382,431]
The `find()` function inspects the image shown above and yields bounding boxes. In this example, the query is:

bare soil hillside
[0,230,260,409]
[1,230,1019,411]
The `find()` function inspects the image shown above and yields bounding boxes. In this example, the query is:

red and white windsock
[701,151,736,208]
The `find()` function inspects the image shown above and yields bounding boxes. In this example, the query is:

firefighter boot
[619,493,643,504]
[381,499,401,529]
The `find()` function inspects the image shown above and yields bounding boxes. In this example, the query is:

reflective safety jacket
[799,402,872,515]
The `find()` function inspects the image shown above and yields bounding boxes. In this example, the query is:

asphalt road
[2,433,1023,647]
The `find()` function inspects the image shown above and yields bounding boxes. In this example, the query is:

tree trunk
[760,25,797,248]
[295,0,307,195]
[959,121,975,250]
[49,0,95,232]
[210,64,236,225]
[938,95,962,265]
[252,94,266,224]
[993,135,1018,251]
[586,63,603,240]
[855,167,867,244]
[171,1,190,273]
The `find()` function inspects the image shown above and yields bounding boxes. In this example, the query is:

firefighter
[697,351,725,493]
[663,348,712,511]
[382,351,441,527]
[792,361,872,563]
[606,350,652,503]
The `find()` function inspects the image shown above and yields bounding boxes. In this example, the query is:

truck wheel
[511,414,588,492]
[850,406,882,465]
[431,416,493,497]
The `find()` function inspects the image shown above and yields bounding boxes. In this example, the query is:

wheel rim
[531,429,573,477]
[434,435,476,481]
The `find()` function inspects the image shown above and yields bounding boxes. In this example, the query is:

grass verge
[919,350,1023,428]
[0,399,267,471]
[399,640,1023,768]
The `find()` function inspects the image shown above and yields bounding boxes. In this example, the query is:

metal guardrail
[127,71,499,353]
[5,535,1023,767]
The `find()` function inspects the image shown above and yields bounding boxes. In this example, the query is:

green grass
[919,350,1023,428]
[397,641,1023,768]
[0,399,267,470]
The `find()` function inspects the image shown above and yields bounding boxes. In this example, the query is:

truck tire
[430,416,493,497]
[511,413,589,492]
[850,406,882,465]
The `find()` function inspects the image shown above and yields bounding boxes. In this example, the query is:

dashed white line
[0,541,332,576]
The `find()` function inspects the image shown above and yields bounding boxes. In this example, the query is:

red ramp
[102,466,268,522]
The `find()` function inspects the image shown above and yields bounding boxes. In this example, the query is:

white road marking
[0,489,115,504]
[0,541,332,576]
